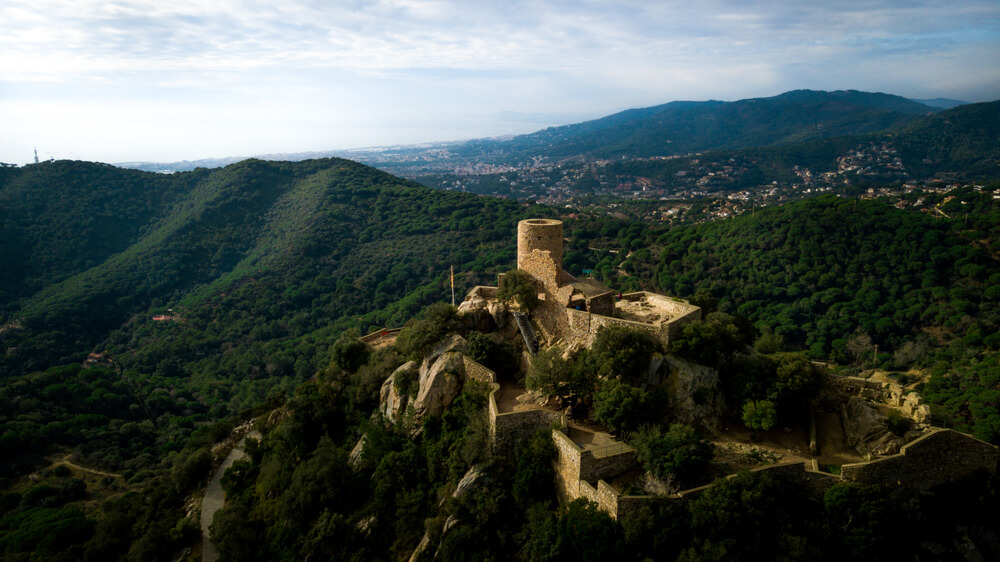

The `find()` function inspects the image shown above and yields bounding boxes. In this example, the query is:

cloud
[1,0,998,162]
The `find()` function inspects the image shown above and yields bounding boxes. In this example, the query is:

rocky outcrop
[380,361,418,422]
[377,336,470,424]
[460,307,496,332]
[902,392,931,423]
[662,356,724,432]
[487,301,509,330]
[451,465,484,501]
[842,397,906,459]
[413,352,466,418]
[348,435,367,470]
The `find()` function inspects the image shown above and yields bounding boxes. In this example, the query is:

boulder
[842,397,905,459]
[487,301,509,329]
[460,307,496,332]
[515,390,547,406]
[902,392,931,423]
[355,515,376,537]
[379,361,418,422]
[451,465,484,500]
[662,356,724,432]
[426,334,467,364]
[407,530,432,562]
[412,351,467,418]
[348,435,367,470]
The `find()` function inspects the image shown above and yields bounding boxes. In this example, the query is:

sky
[2,0,999,164]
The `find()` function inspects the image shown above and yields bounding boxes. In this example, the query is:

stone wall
[482,354,565,450]
[466,285,498,300]
[493,407,565,450]
[360,327,402,345]
[550,428,639,519]
[621,292,702,320]
[579,447,638,484]
[552,429,584,498]
[841,428,999,488]
[561,429,996,521]
[461,356,496,385]
[566,308,666,348]
[578,480,621,517]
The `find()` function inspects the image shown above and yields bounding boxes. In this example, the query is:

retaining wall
[560,428,997,521]
[841,428,999,488]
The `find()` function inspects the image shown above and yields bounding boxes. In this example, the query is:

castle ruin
[462,218,702,350]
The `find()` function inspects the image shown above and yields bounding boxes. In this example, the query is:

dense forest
[2,157,999,559]
[569,190,1000,442]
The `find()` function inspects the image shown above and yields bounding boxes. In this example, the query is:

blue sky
[2,0,998,164]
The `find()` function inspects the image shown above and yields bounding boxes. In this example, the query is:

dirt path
[53,453,123,479]
[200,432,257,562]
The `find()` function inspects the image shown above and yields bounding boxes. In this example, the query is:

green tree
[742,400,777,433]
[823,482,895,558]
[394,303,461,360]
[330,328,369,373]
[498,269,540,312]
[592,379,648,434]
[769,353,820,413]
[589,324,662,383]
[631,424,714,485]
[554,499,624,562]
[465,331,517,376]
[526,347,597,404]
[669,312,748,367]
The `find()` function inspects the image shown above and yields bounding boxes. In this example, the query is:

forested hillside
[596,191,1000,441]
[0,159,541,475]
[2,157,999,560]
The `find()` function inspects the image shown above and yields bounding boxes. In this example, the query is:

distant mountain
[118,90,944,173]
[736,99,1000,182]
[455,89,941,162]
[911,98,967,110]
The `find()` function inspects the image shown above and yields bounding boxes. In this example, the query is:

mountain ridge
[116,89,947,173]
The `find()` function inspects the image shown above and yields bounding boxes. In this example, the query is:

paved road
[200,434,255,562]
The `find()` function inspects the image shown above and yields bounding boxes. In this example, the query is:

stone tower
[517,219,563,277]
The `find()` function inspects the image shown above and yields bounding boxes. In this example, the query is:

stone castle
[462,218,702,350]
[366,218,998,532]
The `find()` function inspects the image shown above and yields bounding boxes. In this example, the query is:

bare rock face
[842,397,906,459]
[662,356,724,432]
[427,334,468,363]
[377,336,470,426]
[461,308,496,332]
[407,530,432,562]
[348,435,367,470]
[903,392,931,423]
[487,301,509,329]
[451,465,484,500]
[379,361,418,422]
[412,351,466,418]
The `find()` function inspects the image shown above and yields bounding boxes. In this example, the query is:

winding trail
[54,453,123,479]
[200,433,257,562]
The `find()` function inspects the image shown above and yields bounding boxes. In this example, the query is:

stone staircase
[512,311,538,354]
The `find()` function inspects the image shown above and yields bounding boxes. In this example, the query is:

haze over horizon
[3,0,999,165]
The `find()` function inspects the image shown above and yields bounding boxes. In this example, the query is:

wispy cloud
[1,0,998,162]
